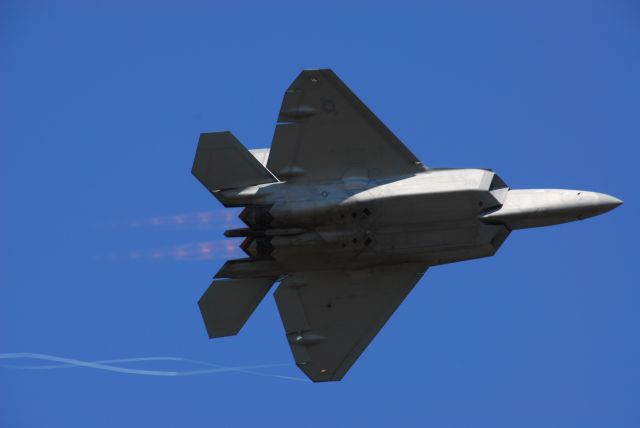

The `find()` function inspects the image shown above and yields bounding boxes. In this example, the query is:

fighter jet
[192,69,622,382]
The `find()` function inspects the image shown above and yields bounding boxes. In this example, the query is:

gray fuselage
[215,168,620,277]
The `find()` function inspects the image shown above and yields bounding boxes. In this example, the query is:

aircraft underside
[191,69,621,382]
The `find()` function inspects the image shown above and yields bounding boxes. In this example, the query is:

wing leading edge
[267,69,426,182]
[274,263,428,382]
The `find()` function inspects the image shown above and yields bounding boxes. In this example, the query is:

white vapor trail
[0,353,308,382]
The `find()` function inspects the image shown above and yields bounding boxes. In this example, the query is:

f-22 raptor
[192,69,622,382]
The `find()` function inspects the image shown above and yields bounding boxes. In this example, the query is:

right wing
[267,69,426,182]
[274,263,427,382]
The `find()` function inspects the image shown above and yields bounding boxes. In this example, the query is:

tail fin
[198,277,277,338]
[192,131,278,192]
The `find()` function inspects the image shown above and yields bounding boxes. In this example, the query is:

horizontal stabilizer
[214,258,284,279]
[192,131,278,192]
[198,277,277,338]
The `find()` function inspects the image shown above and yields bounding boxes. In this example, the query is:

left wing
[274,263,427,382]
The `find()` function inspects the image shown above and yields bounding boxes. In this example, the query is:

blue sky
[1,1,638,427]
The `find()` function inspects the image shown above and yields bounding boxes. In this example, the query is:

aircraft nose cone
[480,189,622,230]
[593,192,623,214]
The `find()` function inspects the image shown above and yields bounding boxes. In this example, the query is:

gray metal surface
[267,69,426,182]
[480,189,623,229]
[191,69,622,382]
[192,131,277,192]
[274,264,426,382]
[198,277,276,338]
